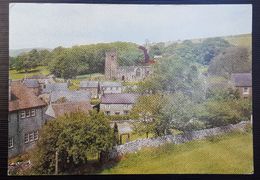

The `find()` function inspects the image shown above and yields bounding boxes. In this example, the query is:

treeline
[10,42,144,79]
[148,37,251,77]
[10,37,251,79]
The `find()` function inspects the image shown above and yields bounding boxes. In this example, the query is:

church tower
[105,49,118,80]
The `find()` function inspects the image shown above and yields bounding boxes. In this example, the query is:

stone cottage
[100,81,122,95]
[80,81,99,98]
[8,81,47,158]
[100,93,139,115]
[231,73,252,98]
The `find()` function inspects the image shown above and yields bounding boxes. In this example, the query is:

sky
[9,3,252,49]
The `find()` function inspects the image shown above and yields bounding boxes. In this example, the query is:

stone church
[105,49,153,82]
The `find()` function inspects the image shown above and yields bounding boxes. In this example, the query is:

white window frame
[106,111,110,115]
[20,110,26,119]
[34,130,39,140]
[25,110,30,117]
[105,104,110,109]
[8,137,14,149]
[31,109,36,117]
[124,104,128,109]
[124,110,129,115]
[24,133,29,144]
[243,87,249,95]
[29,132,34,142]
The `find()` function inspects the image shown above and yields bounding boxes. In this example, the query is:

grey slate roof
[100,81,122,87]
[42,83,68,93]
[80,81,99,88]
[50,90,91,103]
[231,73,252,87]
[101,93,139,104]
[23,79,40,88]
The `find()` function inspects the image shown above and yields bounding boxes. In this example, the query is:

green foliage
[140,56,206,103]
[196,98,252,128]
[47,42,143,79]
[30,111,113,175]
[208,46,251,78]
[107,114,134,121]
[158,37,231,65]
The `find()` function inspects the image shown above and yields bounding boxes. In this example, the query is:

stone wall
[108,121,251,160]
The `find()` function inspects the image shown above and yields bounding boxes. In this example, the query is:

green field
[9,66,50,80]
[224,34,252,50]
[101,132,253,174]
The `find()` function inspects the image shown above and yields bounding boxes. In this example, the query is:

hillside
[190,33,251,49]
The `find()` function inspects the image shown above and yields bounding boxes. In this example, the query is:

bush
[108,114,134,121]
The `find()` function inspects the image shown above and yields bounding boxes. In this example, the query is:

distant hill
[9,48,52,57]
[223,34,251,50]
[190,33,251,49]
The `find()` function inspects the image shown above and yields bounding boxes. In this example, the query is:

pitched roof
[231,73,252,87]
[9,81,46,112]
[42,83,68,93]
[100,81,122,87]
[50,90,91,103]
[23,79,40,88]
[45,101,92,118]
[80,81,99,88]
[101,93,139,104]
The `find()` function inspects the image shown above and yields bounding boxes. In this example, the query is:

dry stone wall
[108,121,251,160]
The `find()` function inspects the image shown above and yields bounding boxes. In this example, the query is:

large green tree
[30,111,113,175]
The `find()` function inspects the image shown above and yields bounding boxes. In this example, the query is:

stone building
[104,49,153,82]
[100,93,139,115]
[231,73,252,98]
[100,81,122,95]
[8,81,47,158]
[80,81,99,98]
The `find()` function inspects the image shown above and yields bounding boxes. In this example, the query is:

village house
[100,81,122,95]
[8,81,47,158]
[41,82,69,94]
[80,81,99,98]
[22,79,41,96]
[25,75,56,92]
[49,90,91,103]
[231,73,252,98]
[100,93,139,115]
[45,101,92,119]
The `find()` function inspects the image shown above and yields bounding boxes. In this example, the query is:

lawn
[101,131,253,174]
[9,66,50,80]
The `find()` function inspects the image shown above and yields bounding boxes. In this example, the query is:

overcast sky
[9,3,252,49]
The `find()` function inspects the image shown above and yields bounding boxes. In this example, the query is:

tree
[140,56,206,102]
[13,50,40,72]
[30,111,113,175]
[208,47,251,78]
[131,94,166,137]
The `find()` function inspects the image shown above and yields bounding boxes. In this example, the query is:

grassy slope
[224,34,252,50]
[9,66,50,80]
[101,132,253,174]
